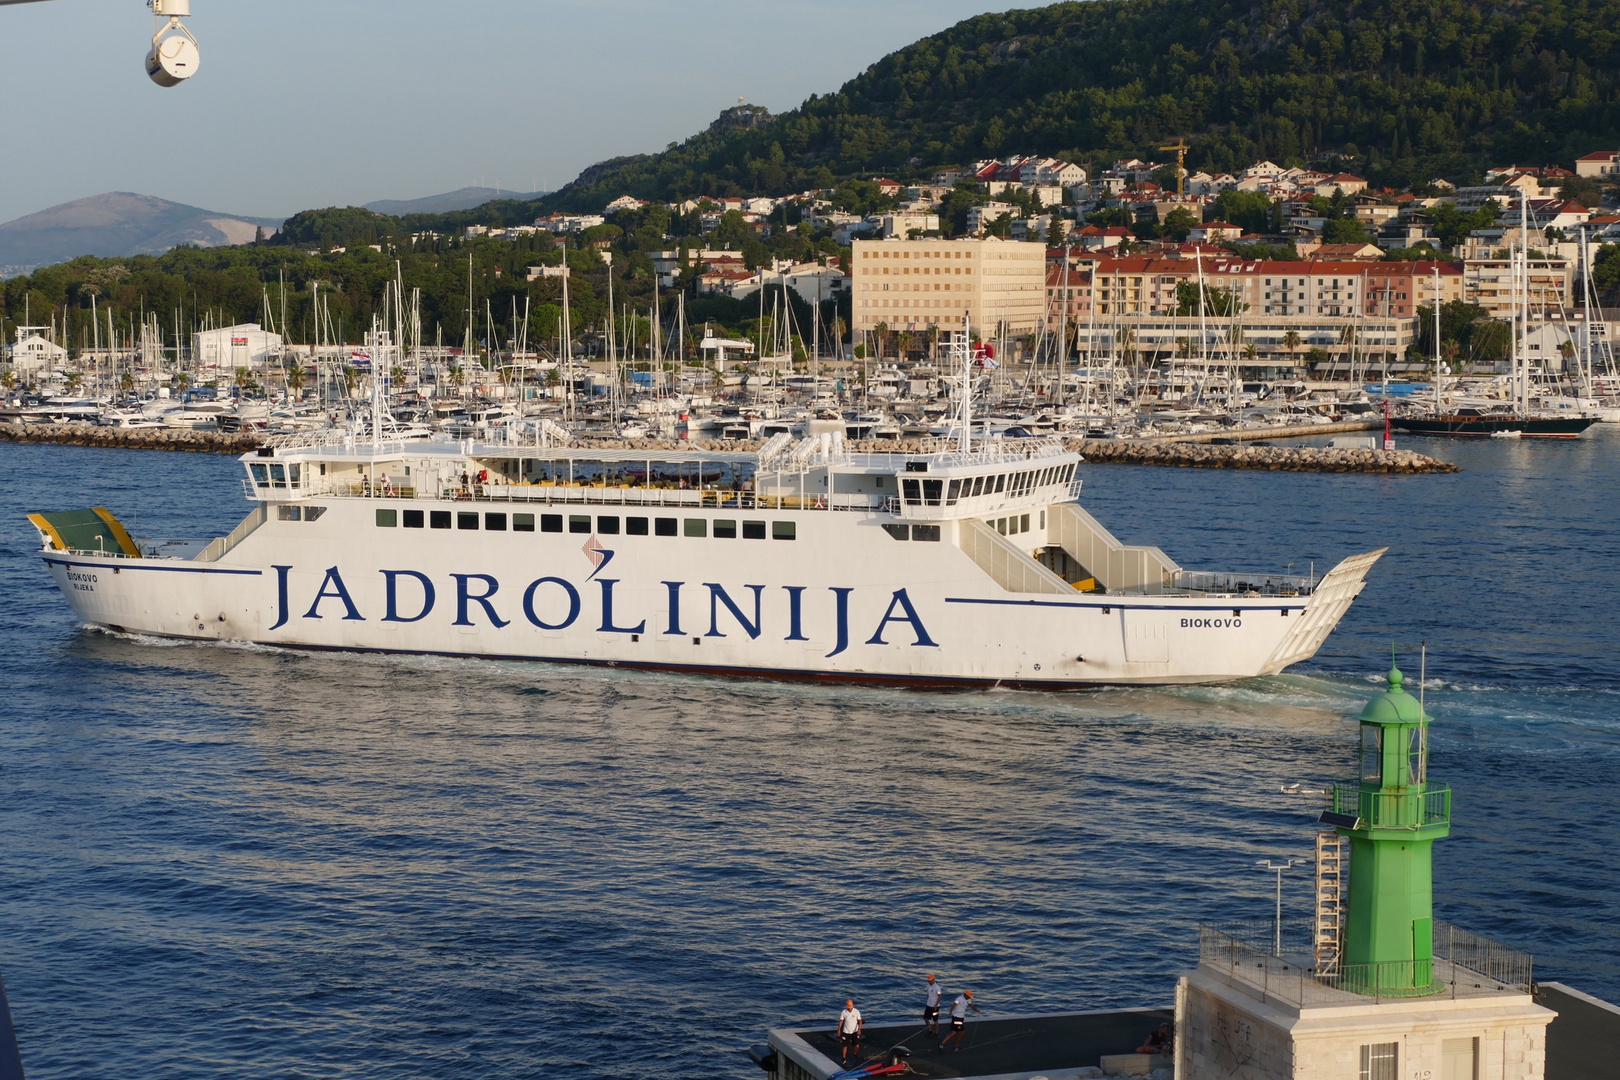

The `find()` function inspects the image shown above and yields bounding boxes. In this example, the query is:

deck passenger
[923,974,942,1036]
[1135,1022,1171,1055]
[836,999,863,1064]
[939,989,978,1051]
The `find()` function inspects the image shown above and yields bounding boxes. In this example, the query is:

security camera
[146,0,198,86]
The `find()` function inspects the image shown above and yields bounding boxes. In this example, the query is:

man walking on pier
[923,973,942,1036]
[837,999,863,1065]
[939,989,979,1051]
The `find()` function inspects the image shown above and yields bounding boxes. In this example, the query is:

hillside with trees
[547,0,1620,208]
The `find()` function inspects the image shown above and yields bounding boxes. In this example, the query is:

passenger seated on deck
[1135,1022,1171,1055]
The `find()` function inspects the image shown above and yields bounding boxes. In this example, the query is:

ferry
[27,424,1382,688]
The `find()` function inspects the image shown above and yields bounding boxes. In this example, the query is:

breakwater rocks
[0,423,1459,473]
[1074,438,1459,473]
[0,421,261,454]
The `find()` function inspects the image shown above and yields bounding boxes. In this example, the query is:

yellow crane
[1159,141,1191,196]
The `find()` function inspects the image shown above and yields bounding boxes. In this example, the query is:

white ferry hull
[39,497,1380,688]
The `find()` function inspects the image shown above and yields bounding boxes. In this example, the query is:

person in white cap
[923,973,943,1036]
[837,999,864,1065]
[939,988,980,1051]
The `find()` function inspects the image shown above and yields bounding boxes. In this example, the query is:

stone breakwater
[0,421,262,454]
[0,422,1459,473]
[1073,438,1459,473]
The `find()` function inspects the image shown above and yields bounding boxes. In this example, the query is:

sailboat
[1393,198,1596,439]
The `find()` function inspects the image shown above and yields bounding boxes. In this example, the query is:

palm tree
[342,365,359,399]
[1282,329,1302,375]
[286,364,306,402]
[64,371,82,394]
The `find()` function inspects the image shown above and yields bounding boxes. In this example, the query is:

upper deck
[240,434,1081,522]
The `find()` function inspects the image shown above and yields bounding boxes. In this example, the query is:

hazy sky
[1,0,1008,223]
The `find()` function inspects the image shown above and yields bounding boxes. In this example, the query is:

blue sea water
[0,430,1616,1078]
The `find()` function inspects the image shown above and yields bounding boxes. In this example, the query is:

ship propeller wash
[29,337,1383,688]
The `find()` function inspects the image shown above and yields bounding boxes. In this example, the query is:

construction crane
[1159,141,1191,197]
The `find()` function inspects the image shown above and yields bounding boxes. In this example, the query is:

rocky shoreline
[0,421,1459,473]
[1072,438,1459,473]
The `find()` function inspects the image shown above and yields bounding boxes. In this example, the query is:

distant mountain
[364,187,548,217]
[0,192,284,277]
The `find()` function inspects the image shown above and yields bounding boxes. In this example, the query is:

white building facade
[193,324,283,373]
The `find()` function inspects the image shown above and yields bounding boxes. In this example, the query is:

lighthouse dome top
[1358,663,1432,725]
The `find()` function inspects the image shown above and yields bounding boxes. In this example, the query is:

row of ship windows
[901,462,1074,507]
[373,508,797,540]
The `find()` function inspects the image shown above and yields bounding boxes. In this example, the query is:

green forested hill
[550,0,1620,208]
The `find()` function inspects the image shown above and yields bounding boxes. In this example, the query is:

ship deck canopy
[27,508,141,557]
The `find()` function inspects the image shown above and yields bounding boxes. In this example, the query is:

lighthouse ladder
[1314,831,1345,976]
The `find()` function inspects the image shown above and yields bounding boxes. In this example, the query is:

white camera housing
[146,31,198,86]
[146,0,198,86]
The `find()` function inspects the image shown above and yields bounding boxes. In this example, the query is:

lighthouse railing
[1329,780,1451,830]
[1200,922,1532,1007]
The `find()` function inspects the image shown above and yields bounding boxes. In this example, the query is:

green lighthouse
[1330,661,1452,996]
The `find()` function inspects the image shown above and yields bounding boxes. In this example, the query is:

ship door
[1120,610,1169,663]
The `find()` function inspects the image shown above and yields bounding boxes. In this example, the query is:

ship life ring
[814,495,827,509]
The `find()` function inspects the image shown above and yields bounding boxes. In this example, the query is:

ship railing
[1329,781,1451,831]
[293,480,893,513]
[1169,569,1316,597]
[1198,922,1532,1007]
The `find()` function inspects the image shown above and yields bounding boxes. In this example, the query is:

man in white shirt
[837,999,863,1065]
[939,989,980,1051]
[923,973,943,1036]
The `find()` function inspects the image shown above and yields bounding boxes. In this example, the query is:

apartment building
[1081,255,1464,320]
[1461,259,1573,319]
[850,238,1046,340]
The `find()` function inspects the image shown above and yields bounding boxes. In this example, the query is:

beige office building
[850,238,1045,341]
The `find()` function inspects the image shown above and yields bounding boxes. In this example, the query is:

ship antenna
[959,309,972,455]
